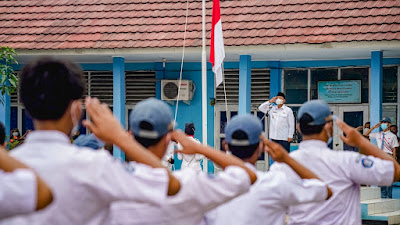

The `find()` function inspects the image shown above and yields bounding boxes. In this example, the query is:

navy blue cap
[225,114,263,146]
[298,100,333,125]
[381,117,391,123]
[129,98,173,139]
[73,134,104,150]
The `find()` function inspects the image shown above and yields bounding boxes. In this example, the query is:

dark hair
[228,130,258,159]
[0,122,5,145]
[20,57,85,121]
[365,122,370,125]
[390,125,398,129]
[134,121,163,148]
[299,113,325,135]
[277,92,286,99]
[185,123,195,135]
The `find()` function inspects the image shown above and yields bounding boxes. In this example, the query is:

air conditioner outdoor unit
[161,80,195,101]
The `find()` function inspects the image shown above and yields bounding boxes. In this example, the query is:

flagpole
[201,0,208,173]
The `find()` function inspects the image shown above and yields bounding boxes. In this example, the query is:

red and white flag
[210,0,225,87]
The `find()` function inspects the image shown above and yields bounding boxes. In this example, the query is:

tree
[0,46,18,105]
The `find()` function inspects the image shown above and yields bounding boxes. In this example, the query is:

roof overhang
[14,41,400,64]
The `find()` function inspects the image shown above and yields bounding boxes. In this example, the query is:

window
[341,68,369,103]
[383,67,398,103]
[311,68,338,100]
[383,105,397,125]
[284,70,308,104]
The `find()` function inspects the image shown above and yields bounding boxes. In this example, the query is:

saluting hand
[336,119,365,147]
[171,130,201,155]
[83,97,128,144]
[261,136,289,163]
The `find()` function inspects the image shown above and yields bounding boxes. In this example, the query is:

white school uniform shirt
[271,140,395,225]
[107,166,251,225]
[0,131,169,225]
[203,163,327,225]
[177,136,204,172]
[258,101,295,141]
[370,131,399,155]
[0,169,36,219]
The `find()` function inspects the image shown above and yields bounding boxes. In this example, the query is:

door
[331,105,369,150]
[214,105,269,171]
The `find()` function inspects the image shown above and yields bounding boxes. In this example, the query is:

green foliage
[0,46,18,105]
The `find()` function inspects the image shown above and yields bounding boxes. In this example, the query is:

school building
[0,0,400,222]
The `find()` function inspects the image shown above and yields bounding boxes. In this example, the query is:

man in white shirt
[271,100,400,225]
[203,114,331,225]
[0,57,181,225]
[0,122,53,219]
[365,117,399,198]
[107,97,257,225]
[258,92,294,152]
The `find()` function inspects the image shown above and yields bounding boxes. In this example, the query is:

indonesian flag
[210,0,225,87]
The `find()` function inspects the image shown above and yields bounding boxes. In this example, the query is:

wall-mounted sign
[318,80,361,103]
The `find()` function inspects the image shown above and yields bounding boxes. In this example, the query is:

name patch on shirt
[361,158,374,168]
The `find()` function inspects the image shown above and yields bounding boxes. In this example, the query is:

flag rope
[173,0,190,127]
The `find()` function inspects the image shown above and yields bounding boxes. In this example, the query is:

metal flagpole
[202,0,208,173]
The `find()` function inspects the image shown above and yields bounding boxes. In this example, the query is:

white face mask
[12,132,19,137]
[70,101,80,136]
[276,98,284,105]
[325,125,333,145]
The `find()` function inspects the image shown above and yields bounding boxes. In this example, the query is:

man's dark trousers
[271,139,290,152]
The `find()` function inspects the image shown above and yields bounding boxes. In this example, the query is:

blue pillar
[113,57,125,161]
[370,51,383,144]
[155,62,165,100]
[0,94,10,141]
[207,63,215,173]
[270,61,282,97]
[239,55,251,115]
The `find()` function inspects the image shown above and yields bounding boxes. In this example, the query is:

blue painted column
[370,51,383,145]
[155,62,165,100]
[239,55,251,115]
[270,61,282,97]
[0,94,10,141]
[113,57,125,161]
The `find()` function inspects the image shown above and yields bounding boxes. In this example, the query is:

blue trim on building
[0,93,11,141]
[370,51,383,145]
[112,57,126,161]
[207,68,215,173]
[239,55,252,115]
[270,61,282,97]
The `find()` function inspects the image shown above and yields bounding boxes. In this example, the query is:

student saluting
[107,98,257,225]
[0,57,181,225]
[271,100,400,225]
[203,114,331,225]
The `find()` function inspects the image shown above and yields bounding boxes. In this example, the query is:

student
[271,100,400,225]
[177,123,204,172]
[0,122,53,219]
[107,98,257,225]
[203,114,331,225]
[0,57,180,225]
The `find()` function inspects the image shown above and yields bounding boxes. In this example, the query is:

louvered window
[88,71,114,105]
[125,71,156,105]
[216,69,270,108]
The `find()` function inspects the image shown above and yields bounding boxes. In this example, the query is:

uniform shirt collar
[384,130,392,135]
[299,139,328,150]
[25,130,71,144]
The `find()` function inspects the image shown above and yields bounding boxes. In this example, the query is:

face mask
[325,125,333,145]
[70,101,80,136]
[381,123,388,131]
[12,132,19,137]
[276,99,284,105]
